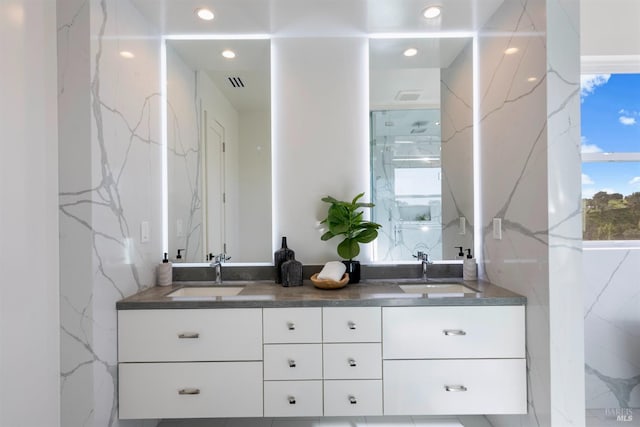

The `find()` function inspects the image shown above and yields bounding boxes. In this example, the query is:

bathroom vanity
[116,279,526,419]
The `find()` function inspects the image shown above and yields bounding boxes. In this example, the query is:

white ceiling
[133,0,503,111]
[131,0,505,35]
[168,39,270,111]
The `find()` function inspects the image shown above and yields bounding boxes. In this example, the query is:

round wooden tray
[310,273,349,290]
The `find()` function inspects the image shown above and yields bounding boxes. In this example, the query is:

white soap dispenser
[463,248,477,281]
[157,252,173,286]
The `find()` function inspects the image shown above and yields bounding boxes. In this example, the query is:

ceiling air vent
[228,77,245,88]
[395,90,421,102]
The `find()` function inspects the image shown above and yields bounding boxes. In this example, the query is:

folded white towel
[317,261,347,282]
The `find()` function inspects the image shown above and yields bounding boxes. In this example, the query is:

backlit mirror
[166,39,271,263]
[369,37,474,262]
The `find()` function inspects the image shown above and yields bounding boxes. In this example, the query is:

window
[581,73,640,241]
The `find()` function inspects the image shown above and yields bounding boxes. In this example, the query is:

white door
[203,112,226,257]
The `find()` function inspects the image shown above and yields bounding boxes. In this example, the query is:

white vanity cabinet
[262,306,383,417]
[117,299,526,419]
[263,307,323,417]
[382,305,527,415]
[118,308,263,419]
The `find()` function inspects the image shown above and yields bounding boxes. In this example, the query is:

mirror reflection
[166,39,271,263]
[369,37,474,262]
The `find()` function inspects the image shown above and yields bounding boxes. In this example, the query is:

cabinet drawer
[118,362,263,419]
[323,343,381,379]
[323,307,381,342]
[264,344,322,380]
[383,359,527,415]
[382,306,524,359]
[118,309,262,362]
[263,308,321,343]
[324,380,382,416]
[264,380,323,417]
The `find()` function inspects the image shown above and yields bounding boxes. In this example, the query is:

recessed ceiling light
[423,5,442,19]
[196,8,214,21]
[119,51,135,59]
[504,47,519,55]
[222,49,236,59]
[403,48,418,57]
[527,77,538,82]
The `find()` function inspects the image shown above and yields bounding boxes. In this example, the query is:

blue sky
[581,73,640,199]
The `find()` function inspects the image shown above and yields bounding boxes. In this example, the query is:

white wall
[581,0,640,56]
[272,37,370,263]
[196,71,240,260]
[0,0,60,425]
[238,110,272,262]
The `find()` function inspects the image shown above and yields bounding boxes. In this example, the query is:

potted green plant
[320,192,382,283]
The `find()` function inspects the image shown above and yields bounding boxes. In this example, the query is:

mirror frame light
[160,33,271,258]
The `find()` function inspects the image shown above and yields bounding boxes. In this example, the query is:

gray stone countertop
[116,278,526,309]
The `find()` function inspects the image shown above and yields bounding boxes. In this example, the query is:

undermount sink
[167,286,244,298]
[399,283,477,295]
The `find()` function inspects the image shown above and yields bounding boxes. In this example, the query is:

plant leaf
[351,192,365,205]
[320,231,335,241]
[337,238,360,260]
[321,196,339,204]
[354,228,378,243]
[354,202,375,208]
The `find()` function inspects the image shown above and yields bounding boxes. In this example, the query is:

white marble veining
[167,45,203,262]
[441,40,474,260]
[478,0,583,426]
[584,248,640,410]
[58,0,162,425]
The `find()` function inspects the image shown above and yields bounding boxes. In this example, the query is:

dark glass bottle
[274,236,295,284]
[281,258,303,287]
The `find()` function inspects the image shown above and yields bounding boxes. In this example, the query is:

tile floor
[159,416,491,427]
[156,411,640,426]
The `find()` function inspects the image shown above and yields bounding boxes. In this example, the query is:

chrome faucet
[208,253,230,284]
[414,251,432,282]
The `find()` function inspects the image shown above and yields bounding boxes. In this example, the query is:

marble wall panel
[58,0,162,425]
[479,0,582,425]
[584,248,640,410]
[441,39,474,260]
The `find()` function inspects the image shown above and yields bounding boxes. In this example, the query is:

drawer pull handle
[348,358,357,367]
[288,359,296,368]
[178,332,200,339]
[348,321,357,330]
[444,385,468,392]
[349,395,357,404]
[288,396,296,405]
[443,329,466,336]
[287,322,296,330]
[178,388,201,395]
